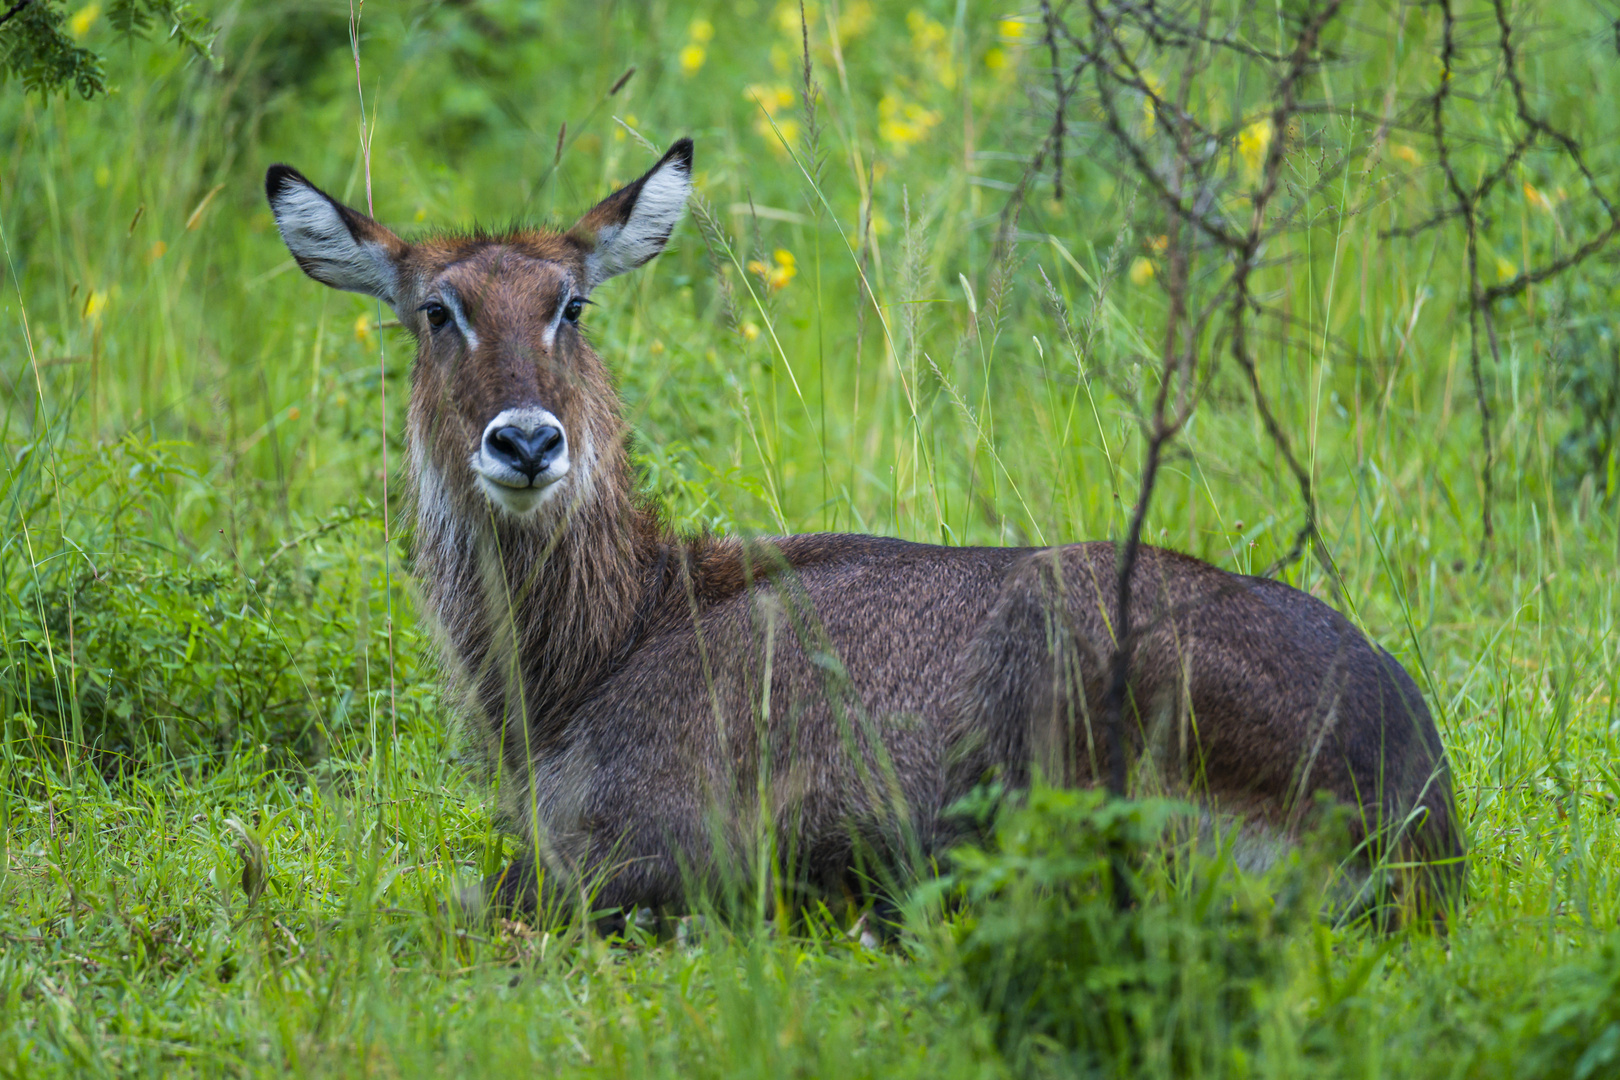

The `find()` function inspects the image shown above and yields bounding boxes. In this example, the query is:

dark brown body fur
[457,512,1461,920]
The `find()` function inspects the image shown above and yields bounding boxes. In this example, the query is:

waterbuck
[265,138,1462,926]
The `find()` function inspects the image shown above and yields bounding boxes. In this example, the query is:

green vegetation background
[1,0,1618,1075]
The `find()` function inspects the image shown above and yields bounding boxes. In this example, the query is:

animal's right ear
[265,165,408,306]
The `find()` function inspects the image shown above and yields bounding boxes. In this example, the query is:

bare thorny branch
[1037,0,1348,818]
[1025,0,1620,835]
[1415,0,1620,552]
[1041,0,1071,200]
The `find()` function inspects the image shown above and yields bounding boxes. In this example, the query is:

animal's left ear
[571,138,693,288]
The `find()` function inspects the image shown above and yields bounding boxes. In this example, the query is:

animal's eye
[562,298,585,323]
[420,301,449,330]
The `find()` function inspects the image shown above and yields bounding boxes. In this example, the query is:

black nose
[486,424,565,479]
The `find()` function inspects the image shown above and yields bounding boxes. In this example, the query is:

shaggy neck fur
[411,426,668,767]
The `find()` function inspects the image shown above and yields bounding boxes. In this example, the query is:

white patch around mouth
[472,406,571,517]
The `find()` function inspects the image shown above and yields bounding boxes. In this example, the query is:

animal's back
[947,542,1462,914]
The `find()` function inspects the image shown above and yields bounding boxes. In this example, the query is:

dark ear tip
[663,138,694,171]
[265,164,308,203]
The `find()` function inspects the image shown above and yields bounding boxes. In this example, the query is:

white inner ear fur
[271,182,399,306]
[584,159,692,288]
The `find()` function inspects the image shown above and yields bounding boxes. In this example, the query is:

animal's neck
[417,442,664,744]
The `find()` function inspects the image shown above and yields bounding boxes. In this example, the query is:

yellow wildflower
[680,44,707,74]
[689,17,714,43]
[287,407,301,421]
[1128,257,1155,286]
[838,0,874,40]
[878,94,941,154]
[69,3,99,39]
[998,18,1025,38]
[772,120,802,148]
[907,9,955,88]
[771,248,796,287]
[747,250,797,292]
[985,48,1007,72]
[1391,143,1420,166]
[1523,181,1553,213]
[146,240,167,264]
[742,321,761,342]
[355,313,375,347]
[1142,72,1164,136]
[614,114,638,142]
[82,290,107,322]
[1496,257,1517,281]
[775,0,813,35]
[1237,118,1274,180]
[908,9,946,48]
[746,85,800,152]
[745,85,797,115]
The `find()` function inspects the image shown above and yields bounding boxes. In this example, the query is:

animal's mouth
[471,406,572,516]
[472,459,570,515]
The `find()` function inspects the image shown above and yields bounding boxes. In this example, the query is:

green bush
[939,788,1304,1078]
[1550,320,1620,504]
[1520,934,1620,1080]
[0,432,423,769]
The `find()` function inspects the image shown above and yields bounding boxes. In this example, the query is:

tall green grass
[1,0,1619,1075]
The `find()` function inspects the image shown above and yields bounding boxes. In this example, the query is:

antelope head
[264,140,694,523]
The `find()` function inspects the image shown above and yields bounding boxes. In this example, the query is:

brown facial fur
[265,147,1464,929]
[405,245,616,495]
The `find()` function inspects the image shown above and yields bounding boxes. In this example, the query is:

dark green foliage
[0,434,420,768]
[421,0,551,152]
[0,0,102,97]
[1521,934,1620,1080]
[941,788,1302,1078]
[0,0,213,98]
[1552,324,1620,501]
[229,1,349,98]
